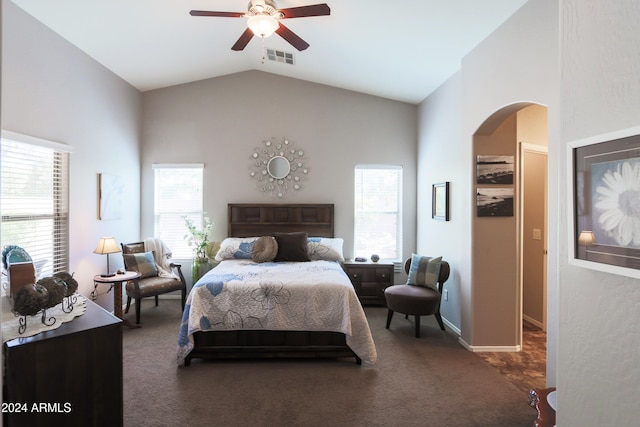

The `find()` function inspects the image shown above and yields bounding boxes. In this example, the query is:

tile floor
[477,321,547,394]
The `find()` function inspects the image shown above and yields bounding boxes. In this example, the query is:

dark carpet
[122,299,537,427]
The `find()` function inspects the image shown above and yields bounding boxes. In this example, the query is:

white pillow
[214,237,259,261]
[307,237,344,262]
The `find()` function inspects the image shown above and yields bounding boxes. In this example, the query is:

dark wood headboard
[228,204,334,238]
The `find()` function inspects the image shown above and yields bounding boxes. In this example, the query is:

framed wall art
[476,187,514,217]
[476,155,514,184]
[432,182,450,221]
[98,173,124,220]
[568,125,640,278]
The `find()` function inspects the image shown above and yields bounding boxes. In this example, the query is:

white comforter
[177,259,377,366]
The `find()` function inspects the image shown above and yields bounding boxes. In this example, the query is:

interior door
[521,143,548,330]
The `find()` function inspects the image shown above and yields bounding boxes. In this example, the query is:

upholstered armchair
[121,241,186,324]
[384,256,450,338]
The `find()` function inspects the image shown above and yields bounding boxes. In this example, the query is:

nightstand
[343,260,394,305]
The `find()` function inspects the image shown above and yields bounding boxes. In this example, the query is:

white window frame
[354,164,403,262]
[153,163,204,260]
[1,130,72,279]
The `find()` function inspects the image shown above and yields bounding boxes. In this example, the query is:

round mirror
[267,156,290,179]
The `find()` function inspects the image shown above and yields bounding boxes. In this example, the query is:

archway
[471,103,548,350]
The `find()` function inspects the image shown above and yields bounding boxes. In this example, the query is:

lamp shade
[93,237,121,255]
[578,230,596,246]
[248,15,279,37]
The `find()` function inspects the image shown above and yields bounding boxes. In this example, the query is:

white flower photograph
[592,159,640,248]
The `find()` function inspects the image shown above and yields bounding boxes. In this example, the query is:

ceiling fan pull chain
[261,35,266,64]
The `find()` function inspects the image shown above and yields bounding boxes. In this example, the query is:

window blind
[354,165,403,261]
[1,133,70,278]
[153,164,204,259]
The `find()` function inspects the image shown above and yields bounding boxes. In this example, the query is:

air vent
[266,48,295,65]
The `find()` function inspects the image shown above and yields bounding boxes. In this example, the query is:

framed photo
[476,155,514,184]
[568,125,640,278]
[476,187,514,217]
[432,182,450,221]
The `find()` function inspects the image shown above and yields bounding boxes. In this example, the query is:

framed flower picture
[568,125,640,278]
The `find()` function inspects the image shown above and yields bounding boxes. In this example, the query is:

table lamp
[578,230,597,260]
[94,237,121,277]
[578,230,596,247]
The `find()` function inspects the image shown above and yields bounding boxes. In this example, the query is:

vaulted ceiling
[11,0,528,104]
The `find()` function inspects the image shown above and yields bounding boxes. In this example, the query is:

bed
[177,203,377,367]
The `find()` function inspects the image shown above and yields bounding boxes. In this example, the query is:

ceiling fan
[190,0,331,52]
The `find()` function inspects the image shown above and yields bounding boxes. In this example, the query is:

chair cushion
[273,232,310,262]
[384,284,441,316]
[123,251,158,278]
[252,236,278,263]
[407,254,442,290]
[125,276,184,298]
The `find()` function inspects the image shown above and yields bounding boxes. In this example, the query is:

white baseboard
[523,314,544,330]
[443,317,461,336]
[157,294,181,300]
[458,337,522,352]
[120,294,181,310]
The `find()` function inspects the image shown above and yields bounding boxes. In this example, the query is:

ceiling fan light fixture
[247,15,279,38]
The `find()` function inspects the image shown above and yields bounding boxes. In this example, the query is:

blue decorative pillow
[406,254,442,290]
[307,237,344,262]
[214,237,259,261]
[123,251,158,278]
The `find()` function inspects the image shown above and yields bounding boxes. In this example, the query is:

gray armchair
[384,257,450,338]
[121,241,186,324]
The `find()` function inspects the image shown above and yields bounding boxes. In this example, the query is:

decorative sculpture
[11,271,79,333]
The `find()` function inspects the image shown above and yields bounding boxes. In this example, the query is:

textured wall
[558,1,640,425]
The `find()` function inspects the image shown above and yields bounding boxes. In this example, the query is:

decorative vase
[371,254,380,263]
[191,257,213,285]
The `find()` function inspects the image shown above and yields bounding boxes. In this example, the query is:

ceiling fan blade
[231,28,254,51]
[276,23,310,51]
[189,10,244,18]
[279,4,330,19]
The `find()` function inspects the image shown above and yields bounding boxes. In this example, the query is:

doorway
[471,103,548,350]
[520,143,548,331]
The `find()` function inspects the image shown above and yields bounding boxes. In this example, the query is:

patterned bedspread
[177,259,377,366]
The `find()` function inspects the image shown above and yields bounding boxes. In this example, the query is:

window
[1,131,71,279]
[153,164,204,259]
[354,165,403,261]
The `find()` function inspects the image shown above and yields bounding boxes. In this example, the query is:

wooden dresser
[3,299,123,427]
[343,260,394,305]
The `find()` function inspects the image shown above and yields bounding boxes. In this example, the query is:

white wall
[1,1,142,310]
[140,71,418,268]
[417,72,464,330]
[558,1,640,425]
[417,0,560,357]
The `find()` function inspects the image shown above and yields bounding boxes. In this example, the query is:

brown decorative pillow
[273,232,310,262]
[251,236,278,263]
